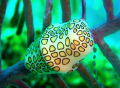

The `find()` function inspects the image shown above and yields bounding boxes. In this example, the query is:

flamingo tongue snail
[24,19,94,74]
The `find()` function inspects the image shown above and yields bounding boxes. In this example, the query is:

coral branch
[91,14,120,38]
[23,0,34,46]
[77,63,101,88]
[43,0,52,31]
[16,9,25,35]
[82,0,86,20]
[14,80,30,88]
[0,61,31,87]
[0,0,8,25]
[0,0,8,73]
[50,74,69,88]
[10,0,20,27]
[103,0,114,21]
[91,14,120,78]
[61,0,70,22]
[94,35,120,78]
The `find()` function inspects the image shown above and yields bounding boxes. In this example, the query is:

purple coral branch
[50,74,69,88]
[77,63,101,88]
[61,0,71,22]
[93,35,120,78]
[14,80,30,88]
[10,0,20,27]
[103,0,114,21]
[91,14,120,41]
[43,0,52,31]
[0,61,31,87]
[91,14,120,78]
[23,0,35,46]
[16,8,25,35]
[0,0,8,73]
[82,0,86,20]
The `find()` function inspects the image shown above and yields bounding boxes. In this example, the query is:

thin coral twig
[61,0,70,22]
[14,80,30,88]
[0,61,31,87]
[77,63,101,88]
[103,0,114,21]
[10,0,20,27]
[82,0,86,20]
[50,74,69,88]
[43,0,52,31]
[23,0,35,46]
[16,8,25,35]
[94,35,120,78]
[0,0,8,73]
[91,14,120,39]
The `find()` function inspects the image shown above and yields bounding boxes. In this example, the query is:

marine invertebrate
[24,19,94,74]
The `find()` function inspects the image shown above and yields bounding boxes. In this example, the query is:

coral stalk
[103,0,114,21]
[94,35,120,78]
[0,0,8,73]
[23,0,35,46]
[16,9,25,35]
[0,61,31,87]
[50,74,69,88]
[10,0,20,27]
[91,14,120,78]
[43,0,52,31]
[77,63,101,88]
[82,0,86,20]
[61,0,70,22]
[91,14,120,38]
[14,80,30,88]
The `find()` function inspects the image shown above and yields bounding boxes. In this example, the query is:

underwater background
[1,0,120,88]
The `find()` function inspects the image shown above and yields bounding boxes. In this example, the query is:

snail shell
[24,19,94,74]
